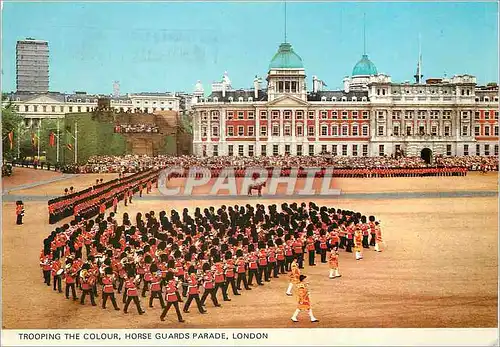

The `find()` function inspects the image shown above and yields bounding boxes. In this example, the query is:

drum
[56,269,64,276]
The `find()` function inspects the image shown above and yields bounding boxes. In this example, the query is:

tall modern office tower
[16,38,49,93]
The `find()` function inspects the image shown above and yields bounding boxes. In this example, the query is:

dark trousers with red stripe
[183,293,205,313]
[214,282,230,300]
[320,248,327,263]
[124,295,143,313]
[149,290,165,308]
[102,292,119,309]
[226,277,239,295]
[268,261,279,277]
[247,269,260,285]
[278,259,286,274]
[236,272,250,290]
[308,250,316,266]
[160,301,183,322]
[285,256,293,271]
[200,288,219,306]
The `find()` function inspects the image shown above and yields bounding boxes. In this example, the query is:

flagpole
[37,120,41,160]
[74,120,78,164]
[56,119,60,163]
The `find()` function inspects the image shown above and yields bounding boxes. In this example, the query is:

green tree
[1,101,23,161]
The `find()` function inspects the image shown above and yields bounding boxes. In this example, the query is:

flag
[49,132,56,147]
[8,131,13,150]
[67,143,73,151]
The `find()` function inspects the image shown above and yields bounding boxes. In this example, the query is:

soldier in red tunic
[123,270,145,315]
[213,256,231,301]
[102,267,120,310]
[318,230,328,263]
[224,252,240,296]
[235,250,251,291]
[51,258,63,292]
[160,272,185,322]
[306,231,316,266]
[64,259,78,300]
[148,264,165,308]
[292,235,304,269]
[80,265,97,306]
[257,244,270,283]
[246,246,261,286]
[183,266,207,314]
[200,263,221,307]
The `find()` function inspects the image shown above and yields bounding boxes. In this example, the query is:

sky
[1,1,498,95]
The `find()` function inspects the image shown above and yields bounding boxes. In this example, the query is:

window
[272,124,280,136]
[321,125,328,136]
[260,111,267,119]
[332,126,338,136]
[362,111,369,119]
[297,125,303,136]
[446,144,452,156]
[342,125,348,136]
[260,126,267,136]
[476,144,480,155]
[495,144,499,156]
[272,111,279,120]
[202,126,207,137]
[406,126,412,136]
[42,105,46,112]
[352,144,358,156]
[248,145,254,157]
[261,145,267,156]
[284,124,291,136]
[350,125,358,136]
[419,126,425,135]
[495,126,499,136]
[352,111,358,119]
[308,111,315,119]
[378,126,384,136]
[309,145,314,156]
[60,106,64,112]
[342,145,348,156]
[485,111,490,120]
[484,144,490,156]
[227,126,234,136]
[331,111,338,119]
[213,145,218,157]
[393,126,399,136]
[284,111,291,120]
[462,126,468,136]
[464,144,469,156]
[475,126,480,136]
[212,127,219,137]
[362,125,368,136]
[332,145,338,156]
[248,126,254,136]
[248,112,254,119]
[495,111,499,119]
[362,144,368,156]
[227,112,234,120]
[379,145,385,156]
[238,126,244,136]
[431,126,437,136]
[273,144,279,156]
[321,111,327,119]
[308,126,315,136]
[297,145,303,156]
[444,126,450,136]
[342,111,348,119]
[228,145,234,156]
[239,145,244,156]
[237,112,244,120]
[485,126,490,136]
[475,111,480,120]
[51,106,56,112]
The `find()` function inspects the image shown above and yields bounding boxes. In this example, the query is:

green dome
[352,54,377,76]
[269,42,304,69]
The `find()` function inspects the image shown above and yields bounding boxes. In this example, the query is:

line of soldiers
[39,201,383,323]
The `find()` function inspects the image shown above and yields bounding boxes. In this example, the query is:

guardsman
[51,258,63,292]
[160,272,185,322]
[286,258,300,296]
[123,271,145,315]
[40,252,52,286]
[102,267,120,310]
[224,252,240,296]
[306,231,316,266]
[148,264,165,309]
[276,242,286,275]
[183,266,207,314]
[213,258,230,301]
[328,249,341,279]
[284,239,294,271]
[16,200,24,225]
[257,246,269,283]
[318,231,328,263]
[235,250,251,291]
[246,249,260,286]
[292,236,304,269]
[368,216,377,247]
[354,227,363,260]
[80,265,97,306]
[290,275,319,323]
[200,263,220,308]
[374,221,383,252]
[64,259,78,300]
[267,246,279,278]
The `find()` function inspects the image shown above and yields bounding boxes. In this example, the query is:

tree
[1,101,23,161]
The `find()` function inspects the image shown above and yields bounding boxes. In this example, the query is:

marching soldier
[235,250,251,291]
[257,246,270,283]
[286,258,300,296]
[160,272,185,322]
[16,200,24,225]
[123,271,145,315]
[213,257,231,301]
[148,263,166,308]
[369,216,377,247]
[306,231,316,266]
[40,252,52,286]
[318,231,328,263]
[80,265,97,306]
[224,252,240,296]
[354,227,363,260]
[292,236,304,269]
[374,221,384,252]
[102,267,120,310]
[64,259,79,300]
[51,258,63,292]
[200,263,221,308]
[246,248,261,286]
[328,249,341,279]
[183,266,207,314]
[290,275,319,323]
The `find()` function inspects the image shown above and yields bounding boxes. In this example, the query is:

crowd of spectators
[114,124,159,134]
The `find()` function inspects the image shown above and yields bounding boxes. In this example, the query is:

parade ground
[1,168,498,329]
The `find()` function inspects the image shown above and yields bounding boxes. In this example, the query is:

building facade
[192,42,499,159]
[16,38,49,93]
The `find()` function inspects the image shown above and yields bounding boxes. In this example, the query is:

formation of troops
[39,195,384,323]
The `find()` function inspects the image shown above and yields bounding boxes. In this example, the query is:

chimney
[312,75,318,93]
[254,76,260,99]
[343,77,350,93]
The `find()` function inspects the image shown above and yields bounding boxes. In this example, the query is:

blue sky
[1,1,498,95]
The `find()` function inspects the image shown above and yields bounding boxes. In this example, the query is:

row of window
[319,96,368,102]
[17,105,175,113]
[464,144,499,156]
[474,125,499,136]
[474,111,499,119]
[205,143,499,157]
[391,125,452,137]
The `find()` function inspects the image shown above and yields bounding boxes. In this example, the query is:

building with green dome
[268,42,304,70]
[352,54,378,76]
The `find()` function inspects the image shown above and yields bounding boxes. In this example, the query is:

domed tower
[267,42,307,101]
[344,54,378,92]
